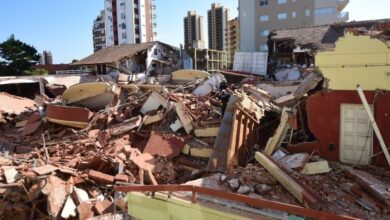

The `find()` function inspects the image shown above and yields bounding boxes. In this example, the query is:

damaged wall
[301,91,390,168]
[316,32,390,90]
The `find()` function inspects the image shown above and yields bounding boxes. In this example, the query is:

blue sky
[0,0,388,64]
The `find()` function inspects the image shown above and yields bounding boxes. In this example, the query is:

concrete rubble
[1,66,390,220]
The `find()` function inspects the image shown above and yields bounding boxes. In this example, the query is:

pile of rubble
[1,68,390,219]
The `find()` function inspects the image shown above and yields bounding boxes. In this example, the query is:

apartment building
[38,51,53,65]
[93,10,106,52]
[226,17,239,65]
[104,0,156,47]
[239,0,349,52]
[183,11,205,50]
[208,3,230,51]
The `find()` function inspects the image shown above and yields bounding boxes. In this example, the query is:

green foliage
[0,35,40,76]
[24,68,48,76]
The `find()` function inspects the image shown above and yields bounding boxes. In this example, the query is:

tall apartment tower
[208,3,230,51]
[239,0,349,52]
[226,17,239,64]
[93,10,106,52]
[183,11,205,50]
[38,51,53,65]
[104,0,156,47]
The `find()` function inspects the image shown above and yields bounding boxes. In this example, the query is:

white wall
[239,0,256,52]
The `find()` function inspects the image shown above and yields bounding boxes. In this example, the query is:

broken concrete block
[277,153,309,171]
[73,187,90,204]
[144,113,164,125]
[190,147,213,158]
[254,184,273,195]
[237,185,253,195]
[173,102,193,134]
[140,92,167,115]
[109,115,142,136]
[88,170,114,184]
[0,157,12,166]
[2,167,19,184]
[301,161,330,175]
[32,164,58,176]
[181,144,190,155]
[46,105,94,129]
[228,179,240,190]
[170,119,183,132]
[61,195,77,219]
[62,82,118,111]
[194,127,219,137]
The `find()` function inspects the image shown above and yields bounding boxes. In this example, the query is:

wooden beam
[264,108,291,156]
[255,152,319,208]
[357,85,390,166]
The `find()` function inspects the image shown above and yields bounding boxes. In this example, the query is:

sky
[0,0,388,64]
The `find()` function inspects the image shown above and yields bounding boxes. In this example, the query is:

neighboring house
[285,27,390,168]
[74,41,180,77]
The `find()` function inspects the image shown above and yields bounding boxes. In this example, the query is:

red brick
[143,133,186,159]
[114,174,129,183]
[94,200,114,215]
[88,170,114,184]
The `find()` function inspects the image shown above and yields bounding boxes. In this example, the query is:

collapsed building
[1,19,390,220]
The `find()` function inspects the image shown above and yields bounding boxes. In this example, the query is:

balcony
[338,11,349,22]
[337,0,349,11]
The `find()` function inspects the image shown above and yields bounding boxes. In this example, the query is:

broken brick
[93,200,115,215]
[88,170,114,184]
[114,174,129,183]
[143,133,186,159]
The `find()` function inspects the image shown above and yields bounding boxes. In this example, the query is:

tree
[0,35,40,76]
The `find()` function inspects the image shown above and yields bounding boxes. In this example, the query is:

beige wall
[239,0,348,52]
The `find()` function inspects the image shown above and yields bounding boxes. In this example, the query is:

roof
[270,25,343,50]
[270,18,390,51]
[74,41,177,66]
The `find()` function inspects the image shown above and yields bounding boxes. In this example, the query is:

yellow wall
[316,32,390,90]
[127,192,266,220]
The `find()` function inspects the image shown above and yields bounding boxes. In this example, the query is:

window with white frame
[260,29,270,37]
[260,15,269,22]
[277,12,287,20]
[292,11,296,18]
[277,0,287,4]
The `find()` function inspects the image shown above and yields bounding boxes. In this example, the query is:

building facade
[184,11,205,50]
[226,17,239,65]
[208,3,230,51]
[38,51,53,65]
[93,10,106,52]
[103,0,156,47]
[239,0,349,52]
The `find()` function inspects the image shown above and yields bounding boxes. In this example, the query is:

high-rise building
[239,0,349,52]
[208,3,230,51]
[226,17,239,65]
[38,51,53,65]
[93,10,106,52]
[183,11,205,50]
[104,0,156,47]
